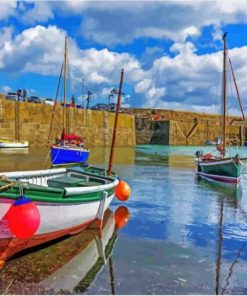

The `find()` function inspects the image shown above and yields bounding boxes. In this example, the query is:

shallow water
[1,145,247,294]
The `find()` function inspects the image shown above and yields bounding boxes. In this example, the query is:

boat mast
[107,69,124,175]
[15,98,20,141]
[222,33,227,152]
[62,36,68,136]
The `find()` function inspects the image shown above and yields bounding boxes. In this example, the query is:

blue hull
[51,146,90,165]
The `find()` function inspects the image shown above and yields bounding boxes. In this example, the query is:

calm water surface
[1,145,247,294]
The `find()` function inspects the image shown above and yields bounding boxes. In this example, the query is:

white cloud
[2,85,12,93]
[20,2,54,24]
[52,1,247,46]
[0,24,147,97]
[1,21,247,114]
[0,0,16,20]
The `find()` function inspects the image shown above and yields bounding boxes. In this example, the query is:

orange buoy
[115,180,131,201]
[114,206,130,229]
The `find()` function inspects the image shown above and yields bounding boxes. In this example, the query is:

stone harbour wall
[0,96,136,147]
[133,108,245,145]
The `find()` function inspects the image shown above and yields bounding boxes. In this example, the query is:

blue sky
[1,1,247,113]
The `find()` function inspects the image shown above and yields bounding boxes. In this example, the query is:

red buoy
[6,196,40,239]
[114,206,130,229]
[115,180,131,201]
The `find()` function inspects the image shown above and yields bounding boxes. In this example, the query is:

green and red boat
[195,32,244,184]
[0,165,119,262]
[195,155,243,184]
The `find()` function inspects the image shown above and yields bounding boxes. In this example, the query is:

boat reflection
[195,175,247,294]
[135,147,194,168]
[195,175,242,202]
[90,147,135,165]
[0,207,130,294]
[0,148,29,155]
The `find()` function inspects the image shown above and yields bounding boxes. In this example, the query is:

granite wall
[0,97,136,147]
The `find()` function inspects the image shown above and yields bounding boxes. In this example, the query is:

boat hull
[0,193,114,238]
[0,141,29,148]
[196,158,242,184]
[51,146,89,165]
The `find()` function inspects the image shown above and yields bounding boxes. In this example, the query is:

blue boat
[50,37,90,166]
[51,145,89,165]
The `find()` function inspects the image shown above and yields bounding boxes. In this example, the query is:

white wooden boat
[0,139,29,148]
[0,165,118,256]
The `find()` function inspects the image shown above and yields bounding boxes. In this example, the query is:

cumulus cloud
[48,0,247,47]
[2,85,12,93]
[0,25,147,98]
[19,2,54,24]
[1,20,247,114]
[7,1,247,48]
[0,0,17,20]
[135,39,247,114]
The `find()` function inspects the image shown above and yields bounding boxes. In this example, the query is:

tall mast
[107,69,124,175]
[63,36,68,135]
[15,98,20,141]
[222,32,227,152]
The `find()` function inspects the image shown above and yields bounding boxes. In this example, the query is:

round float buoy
[6,195,40,239]
[114,206,130,229]
[115,180,131,201]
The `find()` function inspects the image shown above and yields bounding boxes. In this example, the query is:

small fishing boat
[195,33,244,184]
[51,133,89,166]
[0,139,29,148]
[0,165,118,246]
[50,37,89,166]
[204,140,217,146]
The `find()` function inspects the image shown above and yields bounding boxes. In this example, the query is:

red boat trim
[197,172,240,184]
[197,158,234,166]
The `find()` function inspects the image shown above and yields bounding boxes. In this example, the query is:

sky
[1,0,247,113]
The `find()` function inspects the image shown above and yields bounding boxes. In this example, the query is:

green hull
[197,158,242,183]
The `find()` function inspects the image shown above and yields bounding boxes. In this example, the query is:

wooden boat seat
[47,176,103,188]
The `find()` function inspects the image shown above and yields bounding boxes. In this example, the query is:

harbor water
[1,145,247,294]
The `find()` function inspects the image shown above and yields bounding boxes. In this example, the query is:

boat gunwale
[0,166,118,203]
[195,157,242,167]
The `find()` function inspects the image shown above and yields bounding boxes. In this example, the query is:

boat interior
[2,166,116,189]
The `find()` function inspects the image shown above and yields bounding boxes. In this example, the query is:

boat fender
[203,153,212,161]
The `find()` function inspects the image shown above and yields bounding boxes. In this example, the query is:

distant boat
[204,140,217,146]
[50,37,89,166]
[0,139,29,148]
[195,33,243,184]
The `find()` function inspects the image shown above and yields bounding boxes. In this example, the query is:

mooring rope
[0,176,15,192]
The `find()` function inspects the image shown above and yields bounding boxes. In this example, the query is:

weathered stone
[0,97,136,147]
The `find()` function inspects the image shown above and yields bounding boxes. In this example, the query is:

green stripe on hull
[0,187,115,204]
[199,160,242,179]
[0,165,117,204]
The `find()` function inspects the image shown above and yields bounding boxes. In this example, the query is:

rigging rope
[47,62,64,144]
[227,48,246,122]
